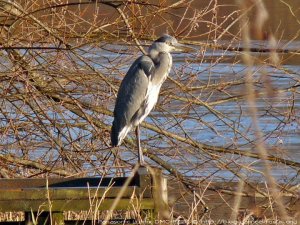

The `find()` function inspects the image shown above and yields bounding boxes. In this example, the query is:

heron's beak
[173,42,195,53]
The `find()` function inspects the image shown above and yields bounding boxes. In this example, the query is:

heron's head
[149,34,193,57]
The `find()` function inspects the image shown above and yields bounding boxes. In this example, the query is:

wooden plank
[0,187,138,200]
[0,199,155,212]
[0,177,139,190]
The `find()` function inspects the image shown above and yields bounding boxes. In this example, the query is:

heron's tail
[111,121,132,147]
[111,122,120,147]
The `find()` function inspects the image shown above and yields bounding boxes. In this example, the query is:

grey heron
[111,34,192,165]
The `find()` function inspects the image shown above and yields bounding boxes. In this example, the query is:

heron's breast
[134,81,161,125]
[145,82,161,111]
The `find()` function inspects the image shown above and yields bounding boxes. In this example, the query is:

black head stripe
[155,34,171,43]
[155,36,167,43]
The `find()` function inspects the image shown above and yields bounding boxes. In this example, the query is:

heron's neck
[149,49,171,63]
[148,50,172,84]
[149,49,159,63]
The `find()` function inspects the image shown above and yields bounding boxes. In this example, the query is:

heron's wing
[113,55,155,129]
[138,55,155,77]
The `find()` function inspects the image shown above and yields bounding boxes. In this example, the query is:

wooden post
[138,166,154,224]
[148,167,169,222]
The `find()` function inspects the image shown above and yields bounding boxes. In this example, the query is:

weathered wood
[149,167,169,220]
[0,177,138,190]
[0,195,155,212]
[0,167,170,224]
[0,187,137,200]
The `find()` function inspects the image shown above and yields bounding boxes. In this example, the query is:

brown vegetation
[0,0,299,223]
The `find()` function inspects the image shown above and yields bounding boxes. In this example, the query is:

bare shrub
[0,0,299,221]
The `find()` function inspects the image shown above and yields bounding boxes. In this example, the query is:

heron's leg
[135,125,145,165]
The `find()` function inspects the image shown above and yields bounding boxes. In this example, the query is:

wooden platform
[1,170,298,224]
[0,167,169,225]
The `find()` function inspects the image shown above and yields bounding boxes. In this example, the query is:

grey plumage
[111,34,193,164]
[111,56,154,146]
